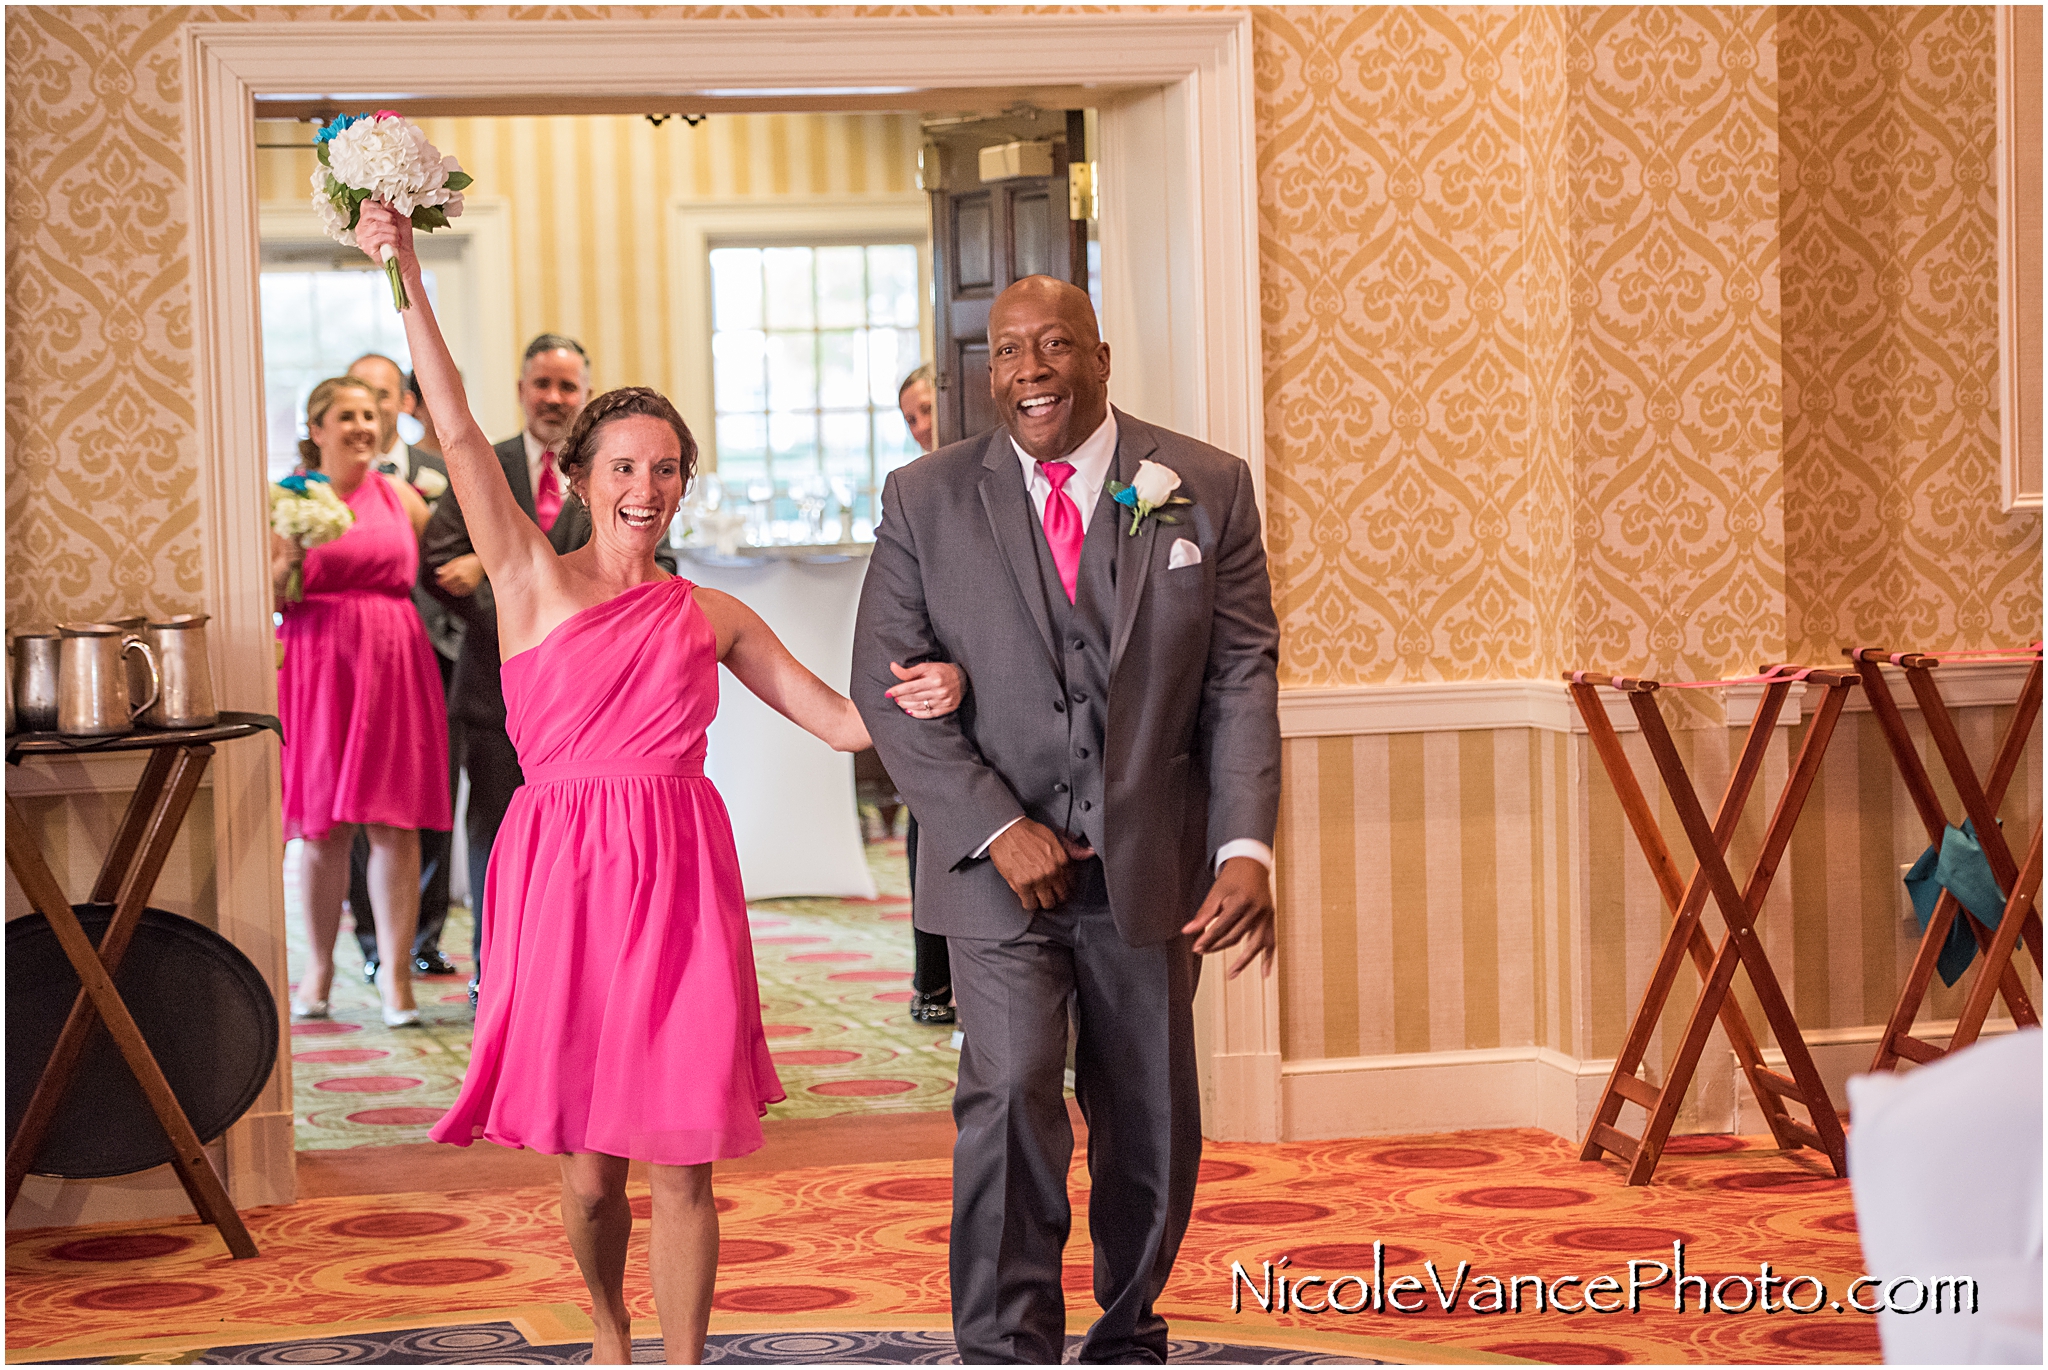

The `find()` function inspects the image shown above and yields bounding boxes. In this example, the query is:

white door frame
[184,11,1278,1161]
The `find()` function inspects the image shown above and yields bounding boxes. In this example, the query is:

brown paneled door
[926,111,1090,448]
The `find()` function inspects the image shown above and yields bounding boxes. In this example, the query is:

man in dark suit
[853,277,1280,1363]
[421,334,675,1006]
[345,351,462,980]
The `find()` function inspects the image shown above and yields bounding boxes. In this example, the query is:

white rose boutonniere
[1107,459,1192,536]
[411,466,449,500]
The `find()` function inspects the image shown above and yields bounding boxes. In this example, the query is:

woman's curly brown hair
[554,387,699,497]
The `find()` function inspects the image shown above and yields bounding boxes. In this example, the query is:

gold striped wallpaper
[255,112,921,397]
[1278,702,2043,1069]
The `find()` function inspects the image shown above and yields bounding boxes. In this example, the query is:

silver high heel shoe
[375,962,421,1028]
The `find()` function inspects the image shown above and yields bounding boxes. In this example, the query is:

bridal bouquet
[271,472,354,603]
[311,111,472,310]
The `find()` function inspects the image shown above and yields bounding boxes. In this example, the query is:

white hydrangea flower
[310,164,354,246]
[325,117,466,219]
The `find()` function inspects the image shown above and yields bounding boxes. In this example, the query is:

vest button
[1071,692,1088,703]
[1080,800,1094,812]
[1072,638,1086,650]
[1054,782,1069,793]
[1054,701,1065,713]
[1076,747,1089,759]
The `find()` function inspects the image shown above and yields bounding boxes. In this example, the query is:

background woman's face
[310,389,381,471]
[899,378,936,454]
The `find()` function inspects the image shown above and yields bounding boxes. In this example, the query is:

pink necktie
[1040,460,1084,602]
[535,449,563,532]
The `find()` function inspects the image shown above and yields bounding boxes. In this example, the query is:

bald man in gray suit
[853,277,1280,1363]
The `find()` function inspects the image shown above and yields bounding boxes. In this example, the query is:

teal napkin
[1902,818,2007,987]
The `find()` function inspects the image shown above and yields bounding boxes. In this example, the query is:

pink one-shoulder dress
[430,577,784,1164]
[277,472,451,841]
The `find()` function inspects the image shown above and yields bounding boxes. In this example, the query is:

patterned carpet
[286,837,955,1149]
[7,1130,1876,1365]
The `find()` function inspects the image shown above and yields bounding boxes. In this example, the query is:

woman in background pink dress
[358,205,961,1364]
[274,375,451,1027]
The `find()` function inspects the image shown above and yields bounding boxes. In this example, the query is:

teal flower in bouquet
[311,111,473,310]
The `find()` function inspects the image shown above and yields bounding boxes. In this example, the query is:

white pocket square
[1168,538,1203,570]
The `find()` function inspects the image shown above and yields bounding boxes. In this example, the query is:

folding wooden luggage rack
[1847,646,2044,1073]
[1568,664,1859,1185]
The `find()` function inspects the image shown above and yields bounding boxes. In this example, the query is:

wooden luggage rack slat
[1848,647,2044,1073]
[1569,665,1858,1185]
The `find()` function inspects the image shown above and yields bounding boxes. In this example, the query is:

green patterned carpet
[285,836,955,1151]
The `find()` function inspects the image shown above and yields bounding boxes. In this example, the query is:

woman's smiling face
[577,415,686,558]
[309,385,381,473]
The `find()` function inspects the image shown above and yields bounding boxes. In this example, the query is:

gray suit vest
[1026,481,1119,856]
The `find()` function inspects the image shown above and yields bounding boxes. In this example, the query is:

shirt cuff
[974,816,1025,859]
[1215,839,1275,874]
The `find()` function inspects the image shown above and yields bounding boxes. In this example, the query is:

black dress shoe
[362,956,380,984]
[909,990,956,1025]
[413,951,459,977]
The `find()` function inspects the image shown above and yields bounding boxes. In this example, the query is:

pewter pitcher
[111,615,153,712]
[56,622,160,737]
[13,631,61,732]
[142,613,218,729]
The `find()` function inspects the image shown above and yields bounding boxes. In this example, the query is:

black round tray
[7,904,280,1179]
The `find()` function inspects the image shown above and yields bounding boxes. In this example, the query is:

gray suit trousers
[948,860,1203,1365]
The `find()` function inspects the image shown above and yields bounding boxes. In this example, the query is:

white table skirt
[684,548,878,901]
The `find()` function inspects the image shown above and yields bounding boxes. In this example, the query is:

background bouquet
[271,472,354,603]
[311,111,471,309]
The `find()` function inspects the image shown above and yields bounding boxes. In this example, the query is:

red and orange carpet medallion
[7,1129,1876,1364]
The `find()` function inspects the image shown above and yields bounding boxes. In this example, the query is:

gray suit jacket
[853,408,1281,947]
[400,445,463,664]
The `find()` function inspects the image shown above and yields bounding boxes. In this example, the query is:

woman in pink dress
[357,205,962,1363]
[274,375,451,1028]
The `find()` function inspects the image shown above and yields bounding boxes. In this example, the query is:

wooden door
[926,111,1090,448]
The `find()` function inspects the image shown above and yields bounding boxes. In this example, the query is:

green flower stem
[382,254,410,311]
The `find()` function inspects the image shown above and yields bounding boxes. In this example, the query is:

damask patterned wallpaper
[1781,6,2041,661]
[6,6,2033,663]
[7,7,208,627]
[1565,7,1786,684]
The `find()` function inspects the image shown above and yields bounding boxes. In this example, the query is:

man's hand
[1182,856,1275,978]
[436,552,485,596]
[988,817,1076,912]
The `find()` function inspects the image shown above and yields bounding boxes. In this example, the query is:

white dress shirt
[1011,411,1118,533]
[975,413,1275,877]
[375,430,411,481]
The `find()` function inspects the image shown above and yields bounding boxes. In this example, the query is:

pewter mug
[13,631,61,732]
[56,622,160,737]
[110,615,152,712]
[142,613,218,729]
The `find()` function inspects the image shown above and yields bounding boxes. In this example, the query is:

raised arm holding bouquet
[352,201,964,1365]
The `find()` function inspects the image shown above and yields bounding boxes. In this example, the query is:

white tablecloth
[684,549,878,901]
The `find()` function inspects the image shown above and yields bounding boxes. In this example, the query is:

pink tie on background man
[1040,460,1084,602]
[535,449,563,532]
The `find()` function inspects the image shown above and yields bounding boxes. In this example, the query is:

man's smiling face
[987,276,1112,463]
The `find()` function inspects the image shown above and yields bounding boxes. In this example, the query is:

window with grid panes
[708,243,924,513]
[258,266,437,481]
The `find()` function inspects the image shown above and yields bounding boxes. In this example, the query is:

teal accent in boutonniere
[1106,459,1192,536]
